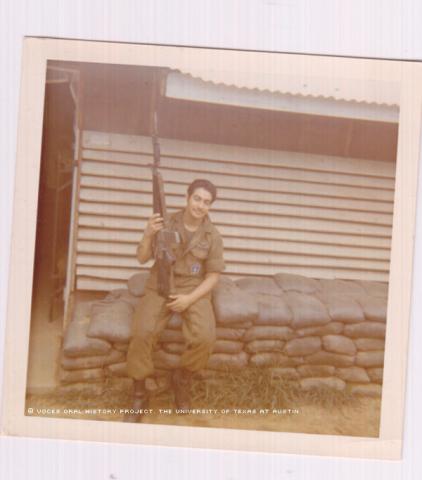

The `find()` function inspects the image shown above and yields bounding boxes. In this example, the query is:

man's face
[186,187,213,221]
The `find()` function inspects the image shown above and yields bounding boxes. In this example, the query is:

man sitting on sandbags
[124,179,225,423]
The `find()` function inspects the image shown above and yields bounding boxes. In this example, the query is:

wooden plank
[78,202,393,235]
[83,149,395,190]
[76,277,129,292]
[76,131,395,291]
[76,247,388,272]
[82,131,396,178]
[160,139,396,179]
[79,187,393,225]
[77,235,390,260]
[78,213,392,240]
[80,175,394,213]
[78,201,394,229]
[80,160,395,202]
[77,225,392,249]
[83,149,151,168]
[77,265,142,280]
[77,253,148,268]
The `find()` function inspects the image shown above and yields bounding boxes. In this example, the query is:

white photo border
[2,37,422,460]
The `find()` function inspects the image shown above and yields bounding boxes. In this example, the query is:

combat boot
[123,379,149,423]
[172,368,193,410]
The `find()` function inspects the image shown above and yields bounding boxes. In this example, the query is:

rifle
[151,113,180,298]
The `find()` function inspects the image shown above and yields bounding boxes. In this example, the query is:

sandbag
[354,338,385,351]
[61,349,125,371]
[63,315,111,358]
[163,343,186,354]
[243,326,295,342]
[71,301,92,318]
[355,351,385,368]
[284,292,330,329]
[104,289,140,308]
[115,290,140,309]
[344,322,386,339]
[235,276,283,296]
[300,377,346,391]
[113,342,129,352]
[349,383,382,397]
[249,353,304,368]
[212,280,258,325]
[255,294,293,326]
[223,321,254,329]
[367,367,384,384]
[297,365,336,378]
[212,340,244,354]
[104,288,127,301]
[305,351,355,367]
[316,293,365,324]
[284,336,322,357]
[245,339,285,354]
[322,335,357,356]
[215,327,246,341]
[296,322,344,337]
[215,276,237,288]
[127,272,150,297]
[60,367,105,385]
[318,279,365,297]
[106,362,128,377]
[273,273,320,294]
[355,295,387,323]
[358,280,389,298]
[207,351,249,371]
[87,300,134,343]
[336,366,370,383]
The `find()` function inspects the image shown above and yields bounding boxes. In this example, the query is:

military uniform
[127,209,225,380]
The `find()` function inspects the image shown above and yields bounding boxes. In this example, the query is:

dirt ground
[25,374,381,438]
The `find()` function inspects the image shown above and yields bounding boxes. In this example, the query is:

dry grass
[27,367,361,415]
[192,367,361,411]
[25,368,381,436]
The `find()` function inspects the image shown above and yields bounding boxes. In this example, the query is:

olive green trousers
[126,289,216,380]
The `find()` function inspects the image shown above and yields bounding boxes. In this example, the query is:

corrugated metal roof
[165,71,399,124]
[171,69,400,107]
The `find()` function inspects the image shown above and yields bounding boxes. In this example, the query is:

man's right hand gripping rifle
[138,209,180,299]
[137,161,180,299]
[153,182,180,300]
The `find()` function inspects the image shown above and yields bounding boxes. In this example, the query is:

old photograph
[2,38,421,459]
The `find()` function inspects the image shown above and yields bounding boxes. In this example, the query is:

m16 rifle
[151,113,180,298]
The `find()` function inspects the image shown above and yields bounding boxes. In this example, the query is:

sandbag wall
[60,272,387,397]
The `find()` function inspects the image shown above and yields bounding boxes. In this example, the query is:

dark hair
[187,179,217,203]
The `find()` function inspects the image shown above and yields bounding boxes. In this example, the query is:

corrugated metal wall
[74,130,395,291]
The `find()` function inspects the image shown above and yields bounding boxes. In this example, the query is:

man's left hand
[167,294,192,312]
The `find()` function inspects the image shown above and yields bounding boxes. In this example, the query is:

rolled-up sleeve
[205,233,225,273]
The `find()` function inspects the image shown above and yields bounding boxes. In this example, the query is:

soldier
[124,179,225,422]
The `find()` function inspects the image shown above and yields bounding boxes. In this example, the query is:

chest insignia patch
[191,263,201,274]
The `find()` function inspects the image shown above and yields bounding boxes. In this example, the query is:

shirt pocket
[191,241,210,259]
